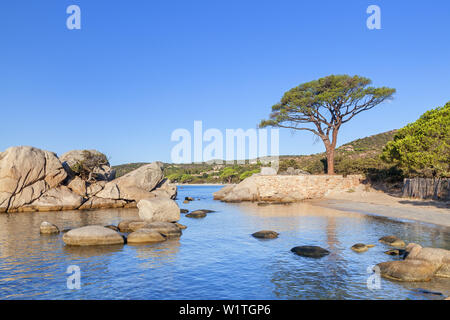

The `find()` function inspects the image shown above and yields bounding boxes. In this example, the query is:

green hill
[113,129,401,183]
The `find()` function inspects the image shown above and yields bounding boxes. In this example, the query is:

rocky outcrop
[0,146,67,213]
[60,150,116,182]
[96,162,165,202]
[377,260,436,282]
[63,226,125,246]
[21,186,85,212]
[376,243,450,282]
[0,146,177,213]
[214,175,363,203]
[137,198,180,222]
[405,243,450,278]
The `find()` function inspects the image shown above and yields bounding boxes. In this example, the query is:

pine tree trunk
[326,148,335,175]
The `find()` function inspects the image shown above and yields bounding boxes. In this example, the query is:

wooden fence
[402,178,450,201]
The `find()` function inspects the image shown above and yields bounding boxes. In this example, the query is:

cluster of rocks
[0,146,177,213]
[348,234,450,283]
[39,196,188,245]
[377,241,450,282]
[250,229,450,287]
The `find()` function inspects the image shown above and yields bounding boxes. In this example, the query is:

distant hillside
[113,130,401,183]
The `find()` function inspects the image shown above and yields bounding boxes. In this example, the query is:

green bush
[382,102,450,178]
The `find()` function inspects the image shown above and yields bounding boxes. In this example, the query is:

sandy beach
[311,187,450,228]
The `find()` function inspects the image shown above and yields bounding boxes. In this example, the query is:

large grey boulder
[63,225,125,246]
[0,146,67,213]
[150,179,177,199]
[137,198,180,222]
[96,162,164,202]
[127,228,167,244]
[405,243,450,278]
[78,196,127,210]
[376,260,437,282]
[23,186,84,212]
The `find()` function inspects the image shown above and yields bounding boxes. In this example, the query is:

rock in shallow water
[351,243,374,253]
[376,260,437,282]
[138,198,180,222]
[384,249,406,256]
[379,235,406,247]
[63,226,125,246]
[252,230,279,239]
[144,222,182,238]
[118,219,144,233]
[40,221,60,234]
[127,228,167,244]
[291,246,330,258]
[186,211,207,218]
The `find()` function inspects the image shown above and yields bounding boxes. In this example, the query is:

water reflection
[0,186,449,300]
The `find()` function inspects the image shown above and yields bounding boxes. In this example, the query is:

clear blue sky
[1,0,449,165]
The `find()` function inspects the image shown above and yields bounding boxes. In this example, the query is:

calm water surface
[0,185,449,300]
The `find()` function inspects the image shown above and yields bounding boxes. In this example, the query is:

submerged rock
[186,211,207,218]
[185,197,194,201]
[127,228,167,244]
[191,209,215,214]
[252,230,279,239]
[379,235,406,247]
[291,246,330,258]
[40,221,60,234]
[384,249,407,256]
[175,223,187,230]
[351,243,375,253]
[180,209,189,213]
[137,198,180,222]
[63,226,125,246]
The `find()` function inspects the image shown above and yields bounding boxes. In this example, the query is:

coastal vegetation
[113,130,399,183]
[112,101,449,191]
[381,102,450,178]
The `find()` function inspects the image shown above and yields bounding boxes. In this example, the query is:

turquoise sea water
[0,185,449,300]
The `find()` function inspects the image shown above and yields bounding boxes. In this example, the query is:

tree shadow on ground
[398,200,450,210]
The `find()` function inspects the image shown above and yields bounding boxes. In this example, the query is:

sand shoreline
[310,189,450,228]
